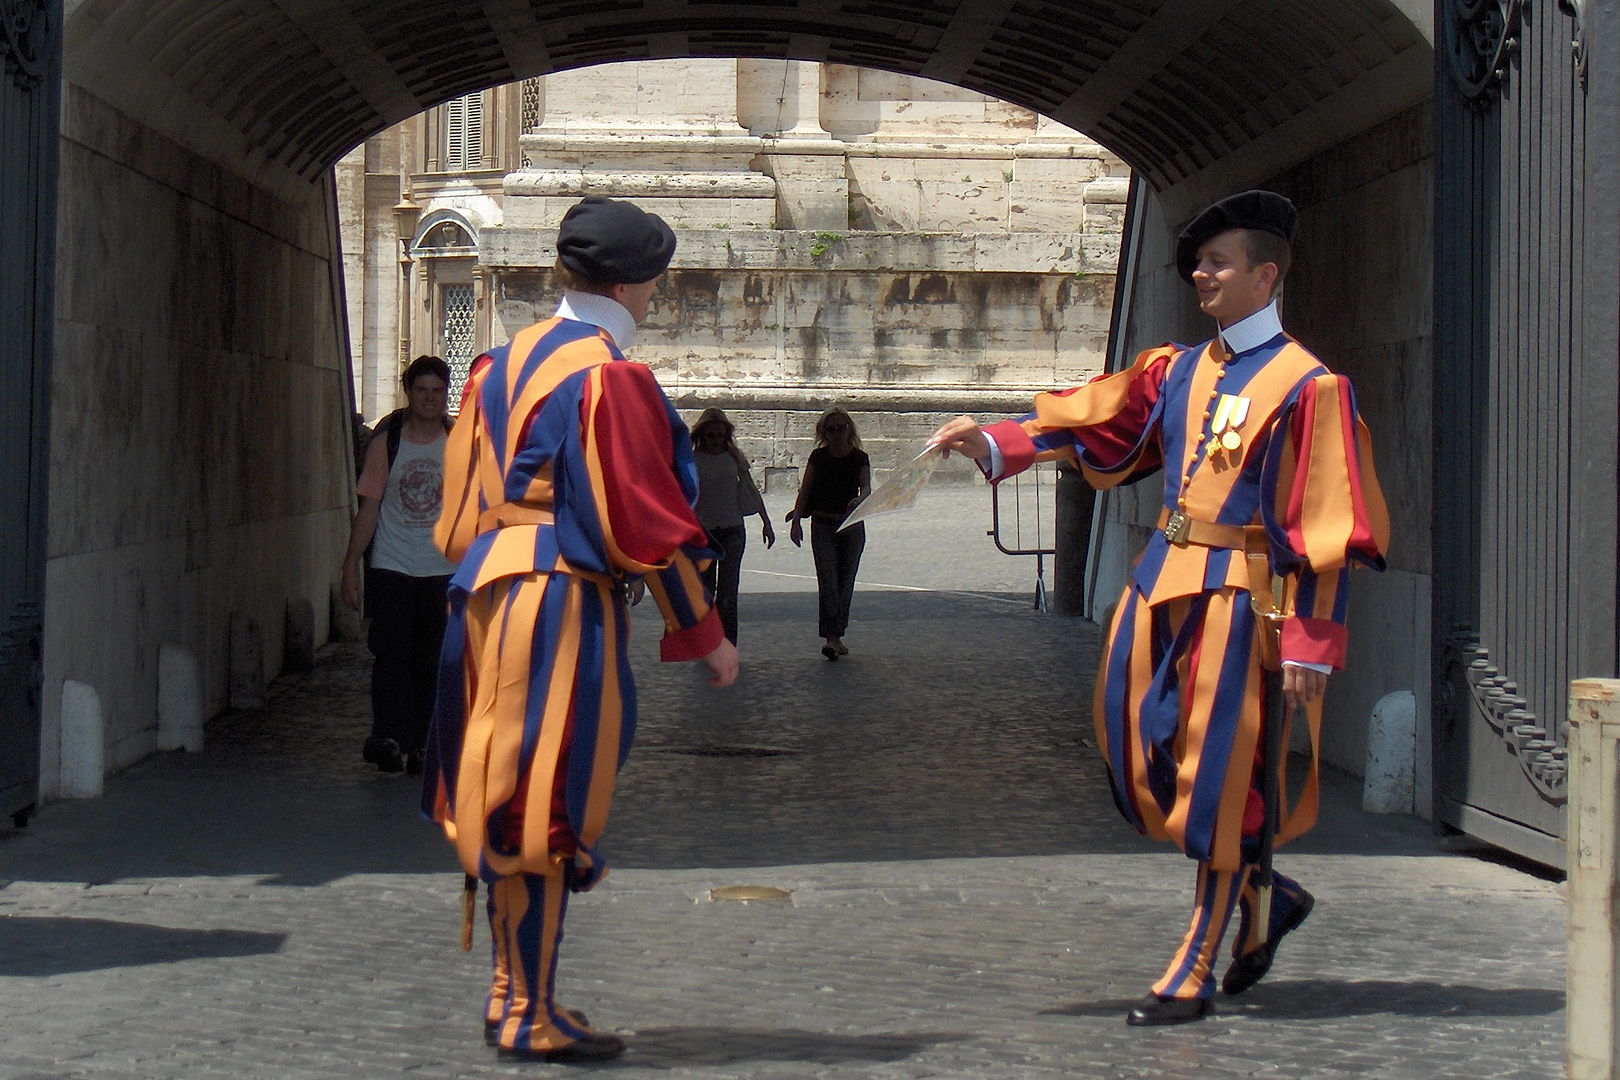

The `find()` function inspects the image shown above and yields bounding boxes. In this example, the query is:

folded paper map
[839,444,944,531]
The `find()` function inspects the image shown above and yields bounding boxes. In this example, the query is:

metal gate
[0,0,60,826]
[1432,0,1620,866]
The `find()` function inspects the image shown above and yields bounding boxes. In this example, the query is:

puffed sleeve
[578,362,724,662]
[1263,372,1390,669]
[980,343,1179,486]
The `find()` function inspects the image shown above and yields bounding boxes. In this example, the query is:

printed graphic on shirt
[396,456,444,526]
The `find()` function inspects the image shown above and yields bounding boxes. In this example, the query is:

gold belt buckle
[1163,510,1191,545]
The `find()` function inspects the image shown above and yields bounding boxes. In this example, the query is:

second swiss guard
[931,189,1389,1025]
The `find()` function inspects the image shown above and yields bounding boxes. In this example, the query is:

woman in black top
[785,408,871,660]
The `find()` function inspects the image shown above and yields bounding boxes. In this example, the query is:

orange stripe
[497,875,531,1048]
[1299,376,1358,570]
[581,580,622,847]
[521,579,583,871]
[1124,593,1167,840]
[1031,343,1177,430]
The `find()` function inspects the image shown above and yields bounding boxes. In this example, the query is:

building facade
[336,59,1124,480]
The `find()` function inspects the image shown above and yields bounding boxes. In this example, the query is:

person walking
[691,407,774,644]
[339,355,456,774]
[423,197,738,1064]
[932,190,1388,1026]
[785,407,870,660]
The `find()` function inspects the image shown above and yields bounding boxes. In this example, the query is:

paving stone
[0,491,1566,1078]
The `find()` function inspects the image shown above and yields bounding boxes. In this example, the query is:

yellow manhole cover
[709,885,792,903]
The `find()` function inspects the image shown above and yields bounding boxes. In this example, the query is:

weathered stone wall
[1096,102,1435,792]
[486,229,1117,483]
[43,87,353,797]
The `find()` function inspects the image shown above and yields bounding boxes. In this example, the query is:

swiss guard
[932,190,1389,1026]
[422,197,739,1062]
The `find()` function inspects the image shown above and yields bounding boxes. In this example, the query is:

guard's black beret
[1175,190,1298,284]
[556,197,676,284]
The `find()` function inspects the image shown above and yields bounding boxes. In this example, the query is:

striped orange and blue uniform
[421,315,721,1051]
[985,330,1388,998]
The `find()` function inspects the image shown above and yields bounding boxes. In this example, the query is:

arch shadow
[0,916,285,976]
[619,1026,973,1069]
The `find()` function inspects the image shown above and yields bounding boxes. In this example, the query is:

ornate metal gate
[1433,0,1620,866]
[0,0,60,825]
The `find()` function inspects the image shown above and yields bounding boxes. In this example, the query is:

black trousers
[366,567,451,753]
[810,517,864,639]
[700,524,747,644]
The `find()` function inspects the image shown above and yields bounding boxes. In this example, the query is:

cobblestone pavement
[0,491,1566,1078]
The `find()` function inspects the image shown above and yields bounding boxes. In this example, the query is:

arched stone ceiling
[63,0,1431,212]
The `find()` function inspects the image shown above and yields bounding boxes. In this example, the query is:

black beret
[556,197,676,284]
[1175,190,1298,284]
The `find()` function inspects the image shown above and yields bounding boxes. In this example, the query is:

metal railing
[988,462,1057,612]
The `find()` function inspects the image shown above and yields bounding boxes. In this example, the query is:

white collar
[1217,300,1284,356]
[555,290,637,351]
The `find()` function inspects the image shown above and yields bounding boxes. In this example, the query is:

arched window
[410,213,482,406]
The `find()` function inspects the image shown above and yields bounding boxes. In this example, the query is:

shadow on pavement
[620,1027,973,1067]
[1047,979,1563,1021]
[0,591,1447,886]
[0,916,285,975]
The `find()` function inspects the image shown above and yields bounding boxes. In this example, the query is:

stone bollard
[157,644,203,752]
[59,680,104,798]
[1362,690,1416,814]
[1567,677,1620,1080]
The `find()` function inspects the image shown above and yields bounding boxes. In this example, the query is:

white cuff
[980,432,1005,481]
[1283,660,1333,676]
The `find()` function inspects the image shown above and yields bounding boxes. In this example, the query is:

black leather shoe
[405,749,424,776]
[1126,993,1213,1026]
[485,1010,591,1047]
[497,1032,625,1063]
[1222,888,1315,996]
[363,737,404,773]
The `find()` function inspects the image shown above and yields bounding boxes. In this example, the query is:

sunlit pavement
[0,490,1564,1079]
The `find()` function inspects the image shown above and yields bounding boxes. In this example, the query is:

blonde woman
[785,408,871,659]
[691,407,774,643]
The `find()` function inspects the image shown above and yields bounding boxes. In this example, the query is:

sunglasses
[824,423,850,434]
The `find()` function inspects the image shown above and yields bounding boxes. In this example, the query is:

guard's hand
[341,565,363,611]
[703,638,739,688]
[929,415,989,461]
[1282,664,1328,709]
[788,518,804,547]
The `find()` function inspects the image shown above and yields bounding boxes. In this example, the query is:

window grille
[521,79,542,133]
[441,284,477,404]
[444,93,484,171]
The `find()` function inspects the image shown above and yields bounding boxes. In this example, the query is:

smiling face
[1191,229,1278,328]
[406,373,447,423]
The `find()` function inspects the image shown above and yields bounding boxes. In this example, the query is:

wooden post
[1568,678,1620,1079]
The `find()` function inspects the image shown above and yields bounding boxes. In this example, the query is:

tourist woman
[692,407,774,644]
[785,407,871,660]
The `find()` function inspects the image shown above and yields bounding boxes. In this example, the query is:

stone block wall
[43,87,353,797]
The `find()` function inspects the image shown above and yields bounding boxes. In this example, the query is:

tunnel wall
[40,86,353,797]
[1094,102,1435,802]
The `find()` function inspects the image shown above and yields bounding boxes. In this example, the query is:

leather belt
[1155,507,1248,551]
[478,503,555,530]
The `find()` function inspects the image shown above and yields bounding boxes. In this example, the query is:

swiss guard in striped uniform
[932,190,1389,1026]
[423,197,739,1063]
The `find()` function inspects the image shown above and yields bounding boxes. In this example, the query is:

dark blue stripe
[1102,590,1143,831]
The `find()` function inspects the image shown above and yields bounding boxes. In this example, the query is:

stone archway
[32,2,1440,808]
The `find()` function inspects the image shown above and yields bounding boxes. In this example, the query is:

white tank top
[371,431,456,577]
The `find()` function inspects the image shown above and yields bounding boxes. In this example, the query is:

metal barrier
[989,463,1057,612]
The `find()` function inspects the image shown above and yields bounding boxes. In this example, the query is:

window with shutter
[443,93,484,171]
